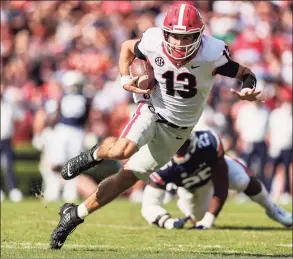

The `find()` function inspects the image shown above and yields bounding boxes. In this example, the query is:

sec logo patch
[155,57,164,67]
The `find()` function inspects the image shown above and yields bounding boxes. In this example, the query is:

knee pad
[244,176,262,196]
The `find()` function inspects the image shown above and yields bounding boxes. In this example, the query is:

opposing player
[141,129,292,230]
[48,70,91,201]
[50,3,263,249]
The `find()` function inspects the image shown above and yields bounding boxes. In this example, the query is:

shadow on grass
[213,225,291,231]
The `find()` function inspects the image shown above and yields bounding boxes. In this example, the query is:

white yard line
[1,241,287,256]
[276,244,293,247]
[1,242,124,250]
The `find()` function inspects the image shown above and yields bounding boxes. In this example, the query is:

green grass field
[1,198,292,258]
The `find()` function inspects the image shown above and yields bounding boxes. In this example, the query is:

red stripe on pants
[233,158,254,177]
[121,102,144,138]
[150,173,165,185]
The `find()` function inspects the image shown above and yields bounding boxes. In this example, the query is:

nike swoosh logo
[57,241,64,247]
[191,65,200,69]
[176,137,184,140]
[67,163,73,177]
[63,207,72,215]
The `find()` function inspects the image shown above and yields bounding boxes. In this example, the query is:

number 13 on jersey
[162,71,197,98]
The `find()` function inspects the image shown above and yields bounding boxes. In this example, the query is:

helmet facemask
[163,28,204,60]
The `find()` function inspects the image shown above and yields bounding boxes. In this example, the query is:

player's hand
[194,221,212,230]
[187,221,211,230]
[173,217,190,229]
[123,76,152,94]
[188,212,215,230]
[230,87,265,103]
[164,217,188,229]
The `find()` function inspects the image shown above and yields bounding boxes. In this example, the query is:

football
[129,58,155,90]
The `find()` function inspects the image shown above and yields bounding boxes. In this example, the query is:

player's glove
[189,212,215,230]
[164,217,190,229]
[173,216,190,229]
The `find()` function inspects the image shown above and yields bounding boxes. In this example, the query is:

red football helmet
[162,4,205,60]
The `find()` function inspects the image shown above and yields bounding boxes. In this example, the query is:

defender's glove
[164,217,190,229]
[190,212,215,230]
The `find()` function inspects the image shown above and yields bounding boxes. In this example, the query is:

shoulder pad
[200,35,227,64]
[138,27,163,54]
[196,129,223,154]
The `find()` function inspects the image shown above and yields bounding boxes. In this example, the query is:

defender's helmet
[62,70,85,94]
[162,3,205,60]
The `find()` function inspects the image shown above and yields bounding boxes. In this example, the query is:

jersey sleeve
[206,130,224,158]
[137,27,162,57]
[150,160,175,186]
[212,44,231,68]
[202,36,230,68]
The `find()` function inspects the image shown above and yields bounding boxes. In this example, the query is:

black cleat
[61,144,103,180]
[50,203,84,249]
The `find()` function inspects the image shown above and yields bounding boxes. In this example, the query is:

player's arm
[119,39,150,94]
[194,156,229,230]
[209,156,229,216]
[212,48,263,102]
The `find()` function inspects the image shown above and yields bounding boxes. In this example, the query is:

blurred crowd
[1,1,292,203]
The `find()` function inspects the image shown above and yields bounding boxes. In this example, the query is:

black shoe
[50,203,84,249]
[61,144,103,180]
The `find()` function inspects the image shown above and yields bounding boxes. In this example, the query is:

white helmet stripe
[177,4,186,26]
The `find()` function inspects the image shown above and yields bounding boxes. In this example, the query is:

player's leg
[50,104,191,249]
[1,139,23,202]
[48,124,68,172]
[225,155,292,227]
[60,102,155,180]
[129,180,145,203]
[62,178,79,202]
[50,165,139,249]
[281,149,292,196]
[61,126,85,201]
[76,174,98,200]
[141,182,178,229]
[50,102,157,249]
[42,167,62,202]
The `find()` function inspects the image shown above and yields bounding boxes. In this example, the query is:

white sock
[93,148,102,161]
[77,202,89,219]
[249,183,275,212]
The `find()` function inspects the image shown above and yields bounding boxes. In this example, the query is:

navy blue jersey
[59,94,90,127]
[150,130,224,190]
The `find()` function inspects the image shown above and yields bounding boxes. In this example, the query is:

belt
[156,113,188,130]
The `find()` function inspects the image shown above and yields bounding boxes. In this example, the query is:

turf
[1,198,292,258]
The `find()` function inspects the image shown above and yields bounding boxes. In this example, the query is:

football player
[51,4,264,249]
[141,129,292,230]
[48,70,91,201]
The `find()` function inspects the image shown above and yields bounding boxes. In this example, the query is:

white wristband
[201,212,215,227]
[121,75,132,87]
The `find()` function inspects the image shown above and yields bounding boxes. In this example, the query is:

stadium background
[1,1,292,204]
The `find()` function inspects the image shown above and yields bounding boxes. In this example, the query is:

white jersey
[135,27,229,127]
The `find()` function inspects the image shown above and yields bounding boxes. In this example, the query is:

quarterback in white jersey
[50,3,263,249]
[134,27,229,127]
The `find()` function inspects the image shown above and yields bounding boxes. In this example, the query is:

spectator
[234,101,270,185]
[267,87,292,204]
[0,84,24,202]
